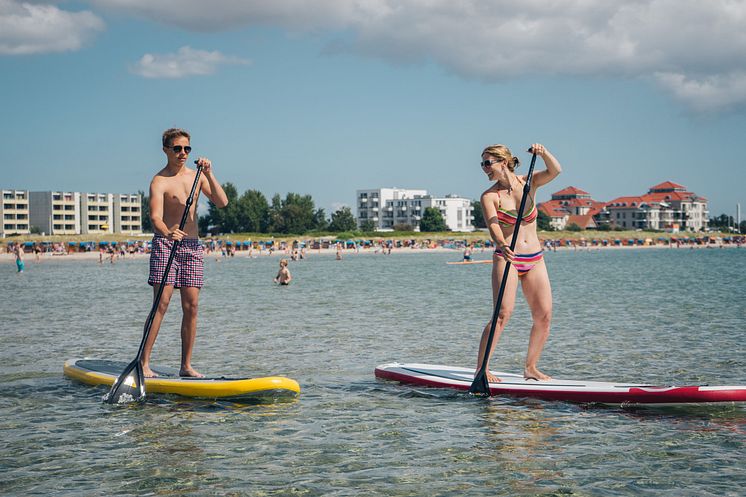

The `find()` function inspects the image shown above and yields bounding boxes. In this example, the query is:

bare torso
[150,167,203,238]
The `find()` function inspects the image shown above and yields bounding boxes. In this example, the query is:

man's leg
[141,284,174,377]
[178,286,203,377]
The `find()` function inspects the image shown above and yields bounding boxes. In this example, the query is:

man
[142,128,228,378]
[15,243,25,273]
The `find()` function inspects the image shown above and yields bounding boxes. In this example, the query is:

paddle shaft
[134,164,203,360]
[470,152,537,394]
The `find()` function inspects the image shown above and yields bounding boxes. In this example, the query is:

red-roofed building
[538,186,606,230]
[539,181,708,231]
[605,182,708,231]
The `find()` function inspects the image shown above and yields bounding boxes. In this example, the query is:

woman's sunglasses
[168,145,192,154]
[480,159,501,168]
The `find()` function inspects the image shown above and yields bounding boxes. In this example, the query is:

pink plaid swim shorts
[148,235,204,288]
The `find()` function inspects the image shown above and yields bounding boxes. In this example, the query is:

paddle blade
[103,359,146,404]
[469,370,493,397]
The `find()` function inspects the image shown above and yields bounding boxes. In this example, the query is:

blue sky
[1,1,745,219]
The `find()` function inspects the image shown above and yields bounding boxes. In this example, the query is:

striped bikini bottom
[494,249,544,276]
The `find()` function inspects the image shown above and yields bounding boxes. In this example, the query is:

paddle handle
[470,152,537,394]
[135,165,203,360]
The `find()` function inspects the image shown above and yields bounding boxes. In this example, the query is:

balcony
[360,197,368,203]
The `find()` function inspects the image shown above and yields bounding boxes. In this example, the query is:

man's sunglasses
[168,145,192,154]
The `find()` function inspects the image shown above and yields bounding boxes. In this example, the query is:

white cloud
[90,1,746,111]
[131,46,250,79]
[655,71,746,113]
[0,0,104,55]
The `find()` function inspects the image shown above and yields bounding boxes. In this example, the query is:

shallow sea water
[1,246,745,496]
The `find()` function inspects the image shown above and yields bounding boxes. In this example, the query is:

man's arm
[149,178,186,240]
[195,157,229,208]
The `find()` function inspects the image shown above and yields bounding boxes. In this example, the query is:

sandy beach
[1,238,741,266]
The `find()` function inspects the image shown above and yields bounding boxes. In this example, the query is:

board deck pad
[375,363,746,406]
[65,358,300,401]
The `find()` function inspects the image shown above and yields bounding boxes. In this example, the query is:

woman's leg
[476,256,519,383]
[520,260,553,380]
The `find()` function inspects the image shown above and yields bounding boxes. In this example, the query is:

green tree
[567,223,582,232]
[360,219,376,232]
[237,189,270,233]
[329,206,357,232]
[420,207,448,232]
[203,182,239,233]
[139,190,152,233]
[471,200,485,229]
[312,208,329,231]
[537,209,552,231]
[267,193,317,234]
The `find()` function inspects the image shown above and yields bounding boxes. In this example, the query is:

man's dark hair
[162,128,190,147]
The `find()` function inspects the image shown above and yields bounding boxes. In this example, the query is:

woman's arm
[530,144,562,189]
[481,191,512,259]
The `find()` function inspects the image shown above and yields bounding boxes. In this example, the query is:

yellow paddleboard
[64,358,300,401]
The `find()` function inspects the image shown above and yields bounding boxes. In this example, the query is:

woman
[477,143,561,382]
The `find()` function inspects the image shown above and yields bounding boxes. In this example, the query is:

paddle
[104,163,203,404]
[469,150,538,396]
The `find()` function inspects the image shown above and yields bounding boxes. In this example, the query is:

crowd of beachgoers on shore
[2,233,743,263]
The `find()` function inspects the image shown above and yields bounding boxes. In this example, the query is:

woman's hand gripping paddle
[104,164,203,404]
[469,151,538,396]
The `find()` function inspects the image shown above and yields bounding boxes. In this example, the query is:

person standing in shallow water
[476,143,562,382]
[14,243,25,273]
[274,259,292,285]
[142,128,229,378]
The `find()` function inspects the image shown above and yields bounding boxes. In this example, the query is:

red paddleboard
[375,363,746,406]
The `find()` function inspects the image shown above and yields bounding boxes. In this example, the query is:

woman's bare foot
[486,371,501,383]
[179,367,204,378]
[142,366,158,378]
[524,366,551,381]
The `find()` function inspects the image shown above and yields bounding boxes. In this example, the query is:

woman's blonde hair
[279,259,288,267]
[482,144,520,172]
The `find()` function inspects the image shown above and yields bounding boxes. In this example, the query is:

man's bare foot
[179,367,204,378]
[524,366,551,381]
[143,366,158,378]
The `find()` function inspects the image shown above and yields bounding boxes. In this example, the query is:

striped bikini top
[496,187,537,226]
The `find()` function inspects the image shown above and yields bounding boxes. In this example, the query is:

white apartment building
[356,188,474,232]
[80,192,114,234]
[1,189,30,237]
[113,193,142,234]
[29,191,81,235]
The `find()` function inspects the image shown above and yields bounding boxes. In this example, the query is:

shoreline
[1,241,740,265]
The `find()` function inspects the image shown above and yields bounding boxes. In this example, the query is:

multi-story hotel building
[29,191,81,235]
[80,192,114,234]
[606,181,708,231]
[538,181,708,232]
[356,188,474,232]
[1,189,31,237]
[2,189,142,237]
[113,193,143,234]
